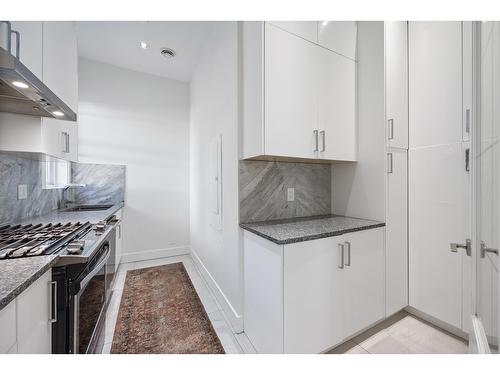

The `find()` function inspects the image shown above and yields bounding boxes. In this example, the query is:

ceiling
[76,21,213,82]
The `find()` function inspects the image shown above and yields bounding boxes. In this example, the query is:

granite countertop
[0,203,124,311]
[240,214,385,245]
[0,255,59,310]
[11,203,124,226]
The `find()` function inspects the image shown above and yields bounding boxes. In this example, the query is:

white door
[385,21,408,149]
[408,22,470,330]
[472,21,500,353]
[342,228,385,337]
[284,236,344,353]
[385,149,408,315]
[318,48,357,161]
[264,23,318,159]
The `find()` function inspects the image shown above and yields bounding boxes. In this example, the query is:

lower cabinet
[0,269,53,354]
[244,227,385,353]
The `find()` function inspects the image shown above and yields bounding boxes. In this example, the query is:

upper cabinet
[0,21,78,162]
[385,22,408,149]
[318,21,357,60]
[242,22,357,163]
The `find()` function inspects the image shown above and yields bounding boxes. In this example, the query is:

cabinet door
[9,21,43,79]
[265,23,318,159]
[0,300,17,354]
[318,49,356,161]
[385,21,408,149]
[386,150,408,315]
[267,21,318,43]
[60,121,78,162]
[284,236,345,353]
[318,21,357,60]
[16,270,52,353]
[342,228,385,337]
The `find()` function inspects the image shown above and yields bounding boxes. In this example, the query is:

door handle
[450,239,471,257]
[387,153,393,174]
[465,148,470,172]
[313,130,319,152]
[480,241,498,258]
[344,241,351,266]
[338,243,345,269]
[320,130,325,152]
[48,281,57,323]
[61,132,70,153]
[465,109,471,134]
[388,119,394,140]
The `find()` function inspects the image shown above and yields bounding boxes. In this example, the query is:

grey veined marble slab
[0,255,59,311]
[240,215,385,245]
[71,163,125,205]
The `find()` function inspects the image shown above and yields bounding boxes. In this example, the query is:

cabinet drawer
[0,300,17,354]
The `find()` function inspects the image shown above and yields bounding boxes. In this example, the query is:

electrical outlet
[287,187,295,202]
[18,184,28,200]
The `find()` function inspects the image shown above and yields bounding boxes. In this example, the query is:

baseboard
[120,246,190,263]
[190,248,244,334]
[404,306,469,340]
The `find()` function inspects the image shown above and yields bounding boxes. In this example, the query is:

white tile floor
[99,255,256,354]
[327,311,469,354]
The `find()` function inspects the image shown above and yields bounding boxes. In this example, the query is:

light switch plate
[18,184,28,200]
[287,187,295,202]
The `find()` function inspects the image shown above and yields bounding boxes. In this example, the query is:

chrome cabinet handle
[387,153,393,174]
[481,241,499,258]
[320,130,325,152]
[313,130,319,152]
[344,241,351,266]
[450,239,471,257]
[49,281,57,323]
[465,109,471,134]
[338,243,345,269]
[388,119,394,140]
[465,148,470,172]
[10,29,20,59]
[61,132,69,153]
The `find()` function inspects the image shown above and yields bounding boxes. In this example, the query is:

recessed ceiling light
[52,111,64,117]
[140,41,150,49]
[12,81,29,89]
[160,47,176,59]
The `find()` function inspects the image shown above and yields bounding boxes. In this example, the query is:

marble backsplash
[0,153,60,226]
[71,163,125,205]
[239,160,331,223]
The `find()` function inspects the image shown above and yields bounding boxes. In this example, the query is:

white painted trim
[404,306,468,340]
[120,246,190,264]
[190,247,244,333]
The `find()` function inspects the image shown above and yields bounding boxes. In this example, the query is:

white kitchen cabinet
[385,21,408,149]
[244,227,384,353]
[16,270,52,353]
[318,46,356,161]
[267,21,318,43]
[0,299,17,354]
[242,21,357,163]
[0,21,78,162]
[385,149,408,316]
[318,21,357,60]
[0,269,53,354]
[264,23,318,160]
[284,236,344,353]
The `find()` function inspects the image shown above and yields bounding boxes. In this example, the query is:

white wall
[78,58,190,259]
[331,22,385,221]
[189,22,243,331]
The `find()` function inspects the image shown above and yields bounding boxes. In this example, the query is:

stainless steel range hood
[0,22,76,121]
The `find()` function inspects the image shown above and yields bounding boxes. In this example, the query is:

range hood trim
[0,46,77,121]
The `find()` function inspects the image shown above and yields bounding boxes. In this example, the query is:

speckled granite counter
[0,255,59,310]
[11,203,123,226]
[240,215,385,245]
[0,203,124,311]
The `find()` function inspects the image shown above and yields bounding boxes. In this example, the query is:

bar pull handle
[388,119,394,140]
[320,130,325,152]
[10,29,20,59]
[465,148,470,172]
[344,241,351,266]
[61,132,69,153]
[338,243,345,269]
[387,152,393,174]
[465,109,471,134]
[313,130,319,152]
[48,281,57,323]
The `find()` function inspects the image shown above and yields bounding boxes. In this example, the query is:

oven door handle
[78,245,110,292]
